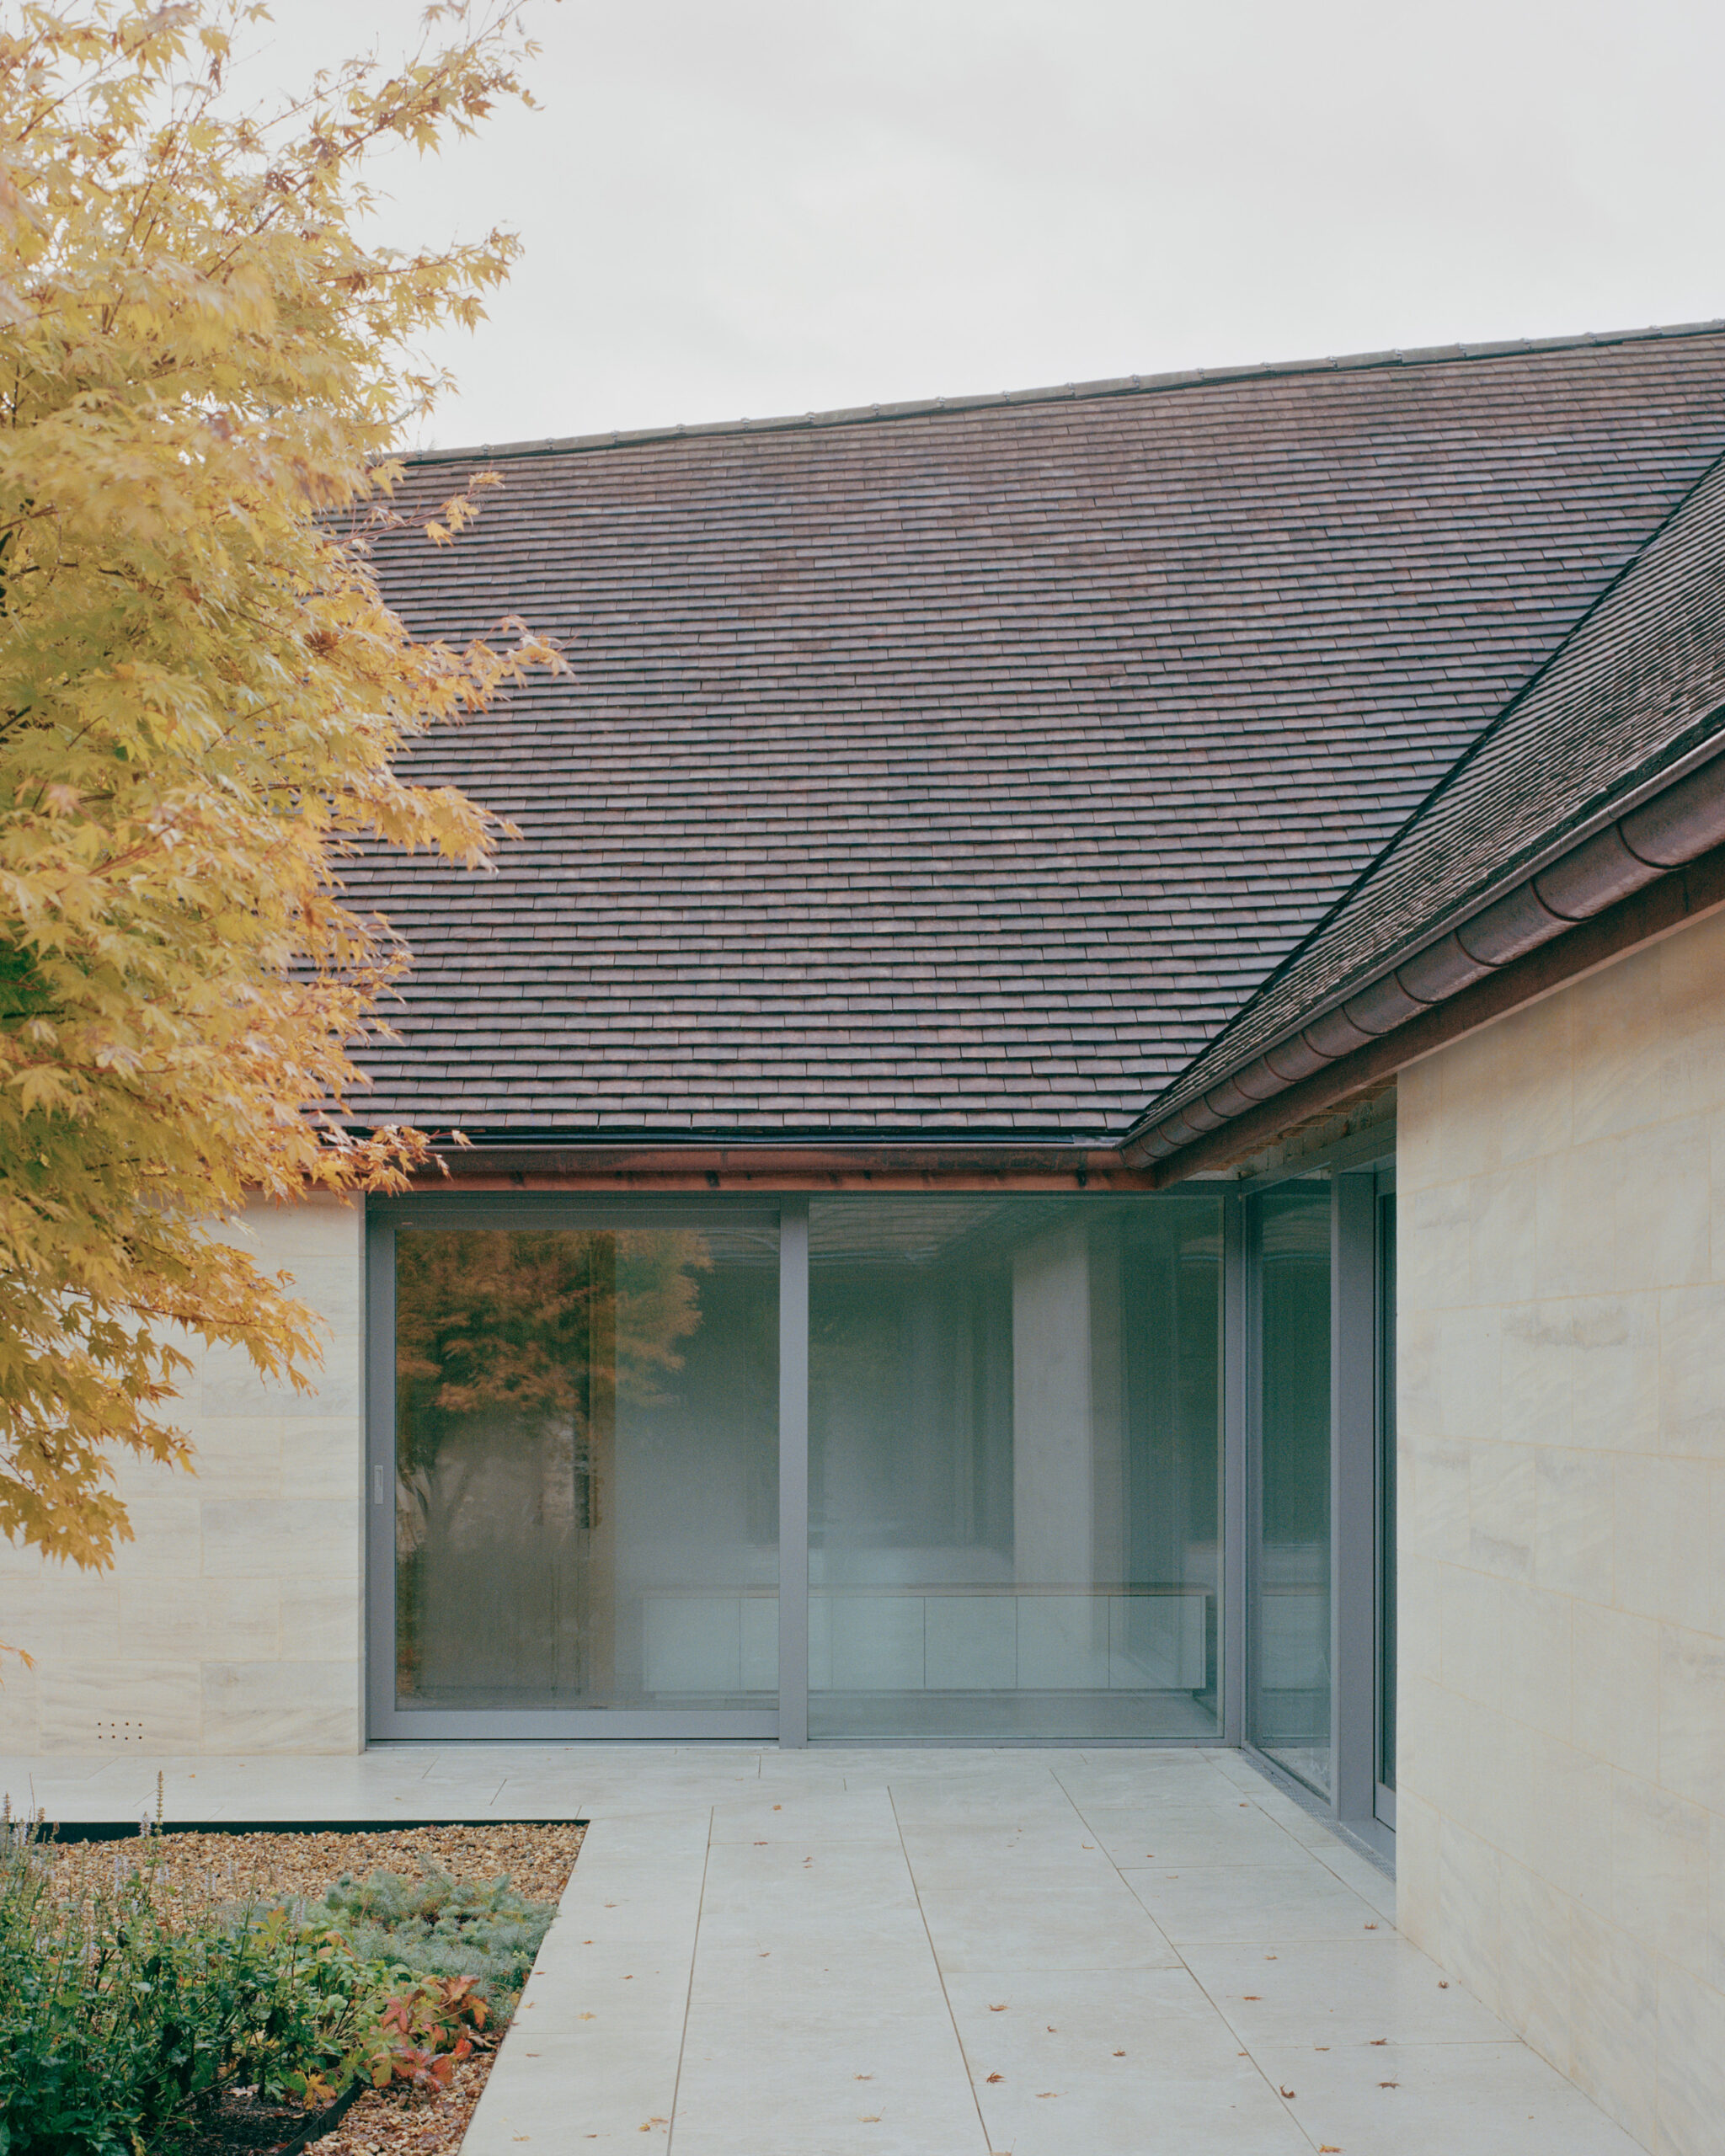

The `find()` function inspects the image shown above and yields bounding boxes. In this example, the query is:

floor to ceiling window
[805,1196,1222,1740]
[369,1191,1221,1742]
[371,1202,780,1738]
[364,1173,1397,1771]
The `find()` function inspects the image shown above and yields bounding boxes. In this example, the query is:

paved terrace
[2,1746,1644,2156]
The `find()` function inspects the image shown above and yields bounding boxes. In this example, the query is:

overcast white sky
[241,0,1725,451]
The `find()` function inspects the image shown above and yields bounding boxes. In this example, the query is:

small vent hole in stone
[95,1721,145,1743]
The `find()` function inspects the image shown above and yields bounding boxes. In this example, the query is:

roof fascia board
[414,1141,1163,1193]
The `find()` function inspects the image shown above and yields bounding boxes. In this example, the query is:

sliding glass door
[369,1201,781,1738]
[1243,1160,1397,1846]
[804,1196,1222,1741]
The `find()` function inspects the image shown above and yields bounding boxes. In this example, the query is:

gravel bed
[307,2052,494,2156]
[45,1821,585,1907]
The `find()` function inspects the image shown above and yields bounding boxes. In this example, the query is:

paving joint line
[887,1777,999,2156]
[661,1805,714,2154]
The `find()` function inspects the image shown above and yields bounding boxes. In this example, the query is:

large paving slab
[0,1745,1650,2154]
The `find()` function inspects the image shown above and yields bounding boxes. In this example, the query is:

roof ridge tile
[402,319,1725,466]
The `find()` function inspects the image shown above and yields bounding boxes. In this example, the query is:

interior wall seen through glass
[1252,1182,1334,1794]
[806,1196,1222,1739]
[393,1224,778,1713]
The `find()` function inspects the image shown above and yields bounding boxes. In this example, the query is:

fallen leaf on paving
[1243,1995,1260,2001]
[1279,2087,1297,2100]
[1046,2025,1057,2032]
[773,1805,782,1811]
[986,2073,1004,2084]
[579,2013,596,2021]
[1365,1922,1377,1929]
[861,2116,881,2123]
[990,2003,1008,2012]
[1438,1982,1449,1989]
[1035,2091,1057,2099]
[1380,2081,1399,2089]
[856,2074,873,2080]
[1113,2050,1125,2057]
[1370,2037,1387,2045]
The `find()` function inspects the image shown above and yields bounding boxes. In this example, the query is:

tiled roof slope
[1138,437,1725,1132]
[348,327,1725,1137]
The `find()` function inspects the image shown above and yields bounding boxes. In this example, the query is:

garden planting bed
[10,1820,585,2156]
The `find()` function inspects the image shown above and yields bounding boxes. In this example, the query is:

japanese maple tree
[0,0,559,1607]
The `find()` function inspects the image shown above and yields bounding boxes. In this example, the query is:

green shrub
[0,1832,560,2156]
[0,1827,375,2156]
[317,1866,555,2010]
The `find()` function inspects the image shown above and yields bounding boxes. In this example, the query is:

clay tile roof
[347,323,1725,1139]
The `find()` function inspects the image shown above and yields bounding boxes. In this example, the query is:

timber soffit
[1124,440,1725,1166]
[351,323,1725,1142]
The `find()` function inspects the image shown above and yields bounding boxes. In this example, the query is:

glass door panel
[391,1219,778,1717]
[806,1196,1221,1740]
[1252,1182,1333,1795]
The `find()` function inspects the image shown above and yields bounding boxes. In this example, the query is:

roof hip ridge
[1120,430,1725,1157]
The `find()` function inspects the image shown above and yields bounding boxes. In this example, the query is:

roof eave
[1126,749,1725,1175]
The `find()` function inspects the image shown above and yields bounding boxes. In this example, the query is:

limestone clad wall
[1397,904,1725,2156]
[0,1197,366,1755]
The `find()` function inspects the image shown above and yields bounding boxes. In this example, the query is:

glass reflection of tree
[393,1230,708,1703]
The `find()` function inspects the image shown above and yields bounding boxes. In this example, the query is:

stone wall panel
[0,1196,366,1755]
[1399,901,1725,2154]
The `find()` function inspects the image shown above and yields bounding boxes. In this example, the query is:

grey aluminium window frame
[365,1192,790,1742]
[1234,1138,1396,1861]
